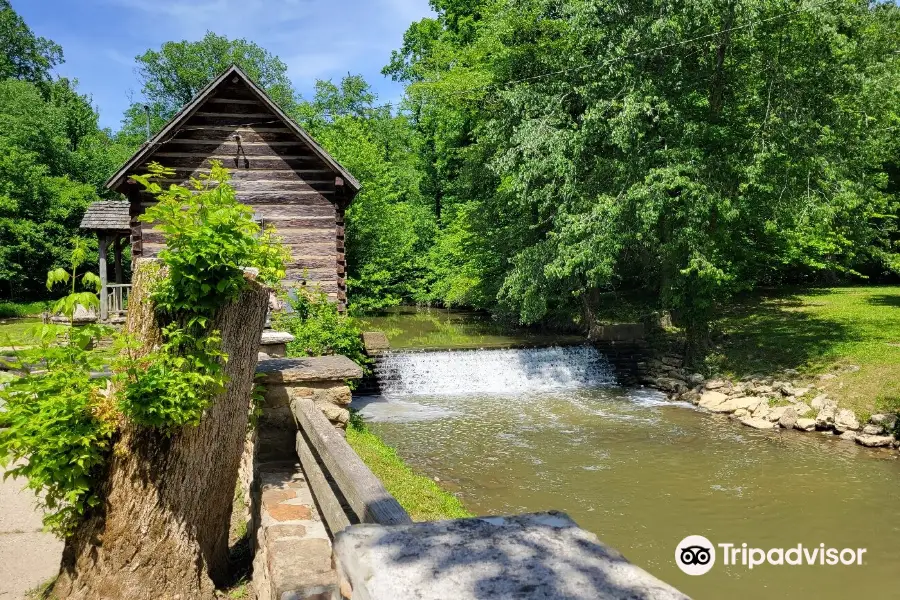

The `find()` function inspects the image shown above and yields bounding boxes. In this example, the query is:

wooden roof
[104,64,361,194]
[80,201,131,231]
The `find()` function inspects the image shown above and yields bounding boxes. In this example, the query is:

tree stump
[53,259,270,599]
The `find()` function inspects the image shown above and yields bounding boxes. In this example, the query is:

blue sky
[14,0,434,131]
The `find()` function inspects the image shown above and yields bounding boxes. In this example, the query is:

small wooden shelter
[83,64,359,319]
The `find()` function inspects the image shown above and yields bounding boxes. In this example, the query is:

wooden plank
[292,399,412,526]
[184,115,284,127]
[153,179,334,193]
[193,111,274,118]
[286,257,338,270]
[174,127,298,143]
[285,264,340,283]
[282,242,338,257]
[284,280,341,293]
[143,155,321,170]
[295,431,354,535]
[276,229,337,245]
[138,190,333,205]
[266,217,336,228]
[162,140,314,158]
[206,97,261,105]
[251,204,335,219]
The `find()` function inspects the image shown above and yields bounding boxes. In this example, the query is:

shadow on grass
[711,291,854,376]
[866,294,900,308]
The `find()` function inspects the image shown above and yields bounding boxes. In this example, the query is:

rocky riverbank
[641,355,899,453]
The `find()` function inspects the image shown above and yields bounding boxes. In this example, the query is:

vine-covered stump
[53,259,270,600]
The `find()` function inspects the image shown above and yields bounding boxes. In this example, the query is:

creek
[355,308,900,599]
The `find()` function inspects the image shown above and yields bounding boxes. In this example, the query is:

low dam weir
[353,341,900,600]
[373,345,617,396]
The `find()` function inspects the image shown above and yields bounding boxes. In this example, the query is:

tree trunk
[53,259,269,600]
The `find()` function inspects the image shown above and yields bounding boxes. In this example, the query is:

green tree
[117,32,296,147]
[0,0,62,84]
[389,0,900,356]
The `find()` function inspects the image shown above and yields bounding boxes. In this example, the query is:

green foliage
[0,0,62,84]
[0,241,113,535]
[118,163,286,431]
[275,288,369,369]
[384,0,900,355]
[0,300,46,318]
[117,32,296,148]
[118,325,226,431]
[133,162,288,317]
[292,76,436,312]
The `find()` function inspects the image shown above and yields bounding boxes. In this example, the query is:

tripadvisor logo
[675,536,867,575]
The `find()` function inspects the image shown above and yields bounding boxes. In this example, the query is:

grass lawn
[346,416,472,521]
[711,285,900,418]
[0,318,42,348]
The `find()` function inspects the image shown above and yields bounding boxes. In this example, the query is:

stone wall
[241,356,363,600]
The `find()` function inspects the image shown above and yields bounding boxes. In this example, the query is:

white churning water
[374,345,617,396]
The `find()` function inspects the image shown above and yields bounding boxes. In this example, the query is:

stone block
[588,323,646,342]
[257,357,363,384]
[268,535,336,599]
[288,384,353,407]
[362,331,390,354]
[333,512,688,600]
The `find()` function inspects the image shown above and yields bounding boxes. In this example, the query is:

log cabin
[81,64,360,320]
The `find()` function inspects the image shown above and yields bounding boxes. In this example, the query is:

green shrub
[275,288,369,369]
[0,301,47,318]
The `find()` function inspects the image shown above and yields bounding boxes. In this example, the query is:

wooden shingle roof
[80,201,131,231]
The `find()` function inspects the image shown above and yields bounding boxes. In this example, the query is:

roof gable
[104,65,360,194]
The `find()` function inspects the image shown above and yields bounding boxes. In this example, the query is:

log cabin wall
[122,76,349,308]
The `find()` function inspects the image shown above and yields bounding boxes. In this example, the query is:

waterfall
[373,345,617,396]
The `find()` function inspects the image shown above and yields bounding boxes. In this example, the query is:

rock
[688,373,705,385]
[779,383,796,397]
[841,364,861,373]
[766,406,787,423]
[862,424,884,436]
[791,387,810,399]
[257,356,363,384]
[772,380,787,392]
[261,330,295,345]
[362,331,391,354]
[815,405,837,430]
[733,408,750,418]
[704,379,726,390]
[258,352,272,361]
[834,409,861,433]
[698,391,729,409]
[810,395,829,410]
[752,401,771,420]
[839,431,858,441]
[870,413,897,428]
[707,396,762,414]
[779,408,798,429]
[855,435,895,448]
[740,417,778,430]
[783,368,800,377]
[655,377,688,394]
[792,402,812,417]
[661,355,683,368]
[679,389,701,405]
[794,418,817,432]
[818,373,838,381]
[752,384,773,395]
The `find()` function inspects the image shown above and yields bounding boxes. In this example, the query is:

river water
[354,312,900,599]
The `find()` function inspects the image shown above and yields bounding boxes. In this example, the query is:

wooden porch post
[114,235,124,284]
[99,233,108,322]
